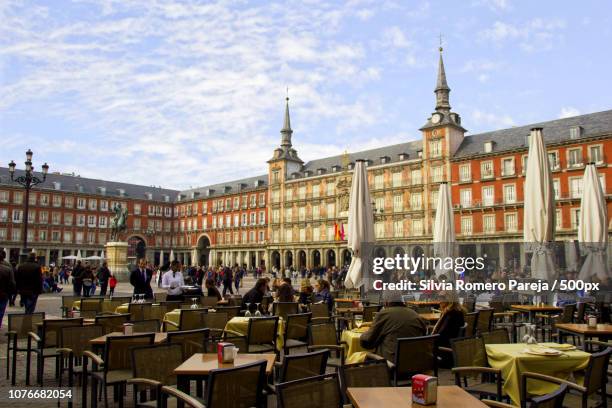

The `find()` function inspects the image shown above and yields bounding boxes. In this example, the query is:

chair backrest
[202,312,229,331]
[464,296,476,313]
[95,314,130,334]
[7,312,45,337]
[340,359,391,391]
[61,295,78,310]
[228,295,243,307]
[576,302,587,323]
[451,336,487,368]
[489,301,505,314]
[362,305,381,322]
[205,359,266,408]
[80,298,103,318]
[274,302,300,320]
[104,333,155,372]
[394,335,438,380]
[60,324,104,358]
[464,311,479,336]
[247,316,279,348]
[583,347,612,396]
[276,373,342,408]
[154,292,167,303]
[476,308,493,334]
[130,319,161,333]
[128,303,154,321]
[531,383,568,408]
[308,323,338,346]
[202,296,218,308]
[104,299,123,313]
[132,343,183,386]
[159,301,182,316]
[285,313,311,342]
[481,328,510,345]
[261,296,273,314]
[215,306,240,320]
[42,318,83,348]
[167,328,209,358]
[179,309,208,331]
[309,303,330,320]
[111,296,132,305]
[559,303,576,323]
[278,349,329,382]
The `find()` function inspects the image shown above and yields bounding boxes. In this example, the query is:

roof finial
[439,33,444,53]
[286,86,289,101]
[280,91,292,148]
[434,39,450,112]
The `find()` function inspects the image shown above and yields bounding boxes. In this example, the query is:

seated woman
[205,278,222,301]
[276,278,295,302]
[298,283,315,305]
[432,292,465,367]
[314,279,334,311]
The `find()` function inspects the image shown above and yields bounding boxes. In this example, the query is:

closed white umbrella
[578,164,608,282]
[523,127,556,280]
[61,255,77,260]
[344,160,375,289]
[76,250,82,260]
[100,250,105,259]
[565,241,579,272]
[169,249,175,262]
[433,182,456,278]
[159,250,164,266]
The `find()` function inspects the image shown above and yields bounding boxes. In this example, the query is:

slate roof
[453,109,612,159]
[0,167,178,202]
[179,174,268,200]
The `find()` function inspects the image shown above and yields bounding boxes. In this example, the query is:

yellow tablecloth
[163,309,181,331]
[224,316,285,351]
[341,328,374,364]
[114,303,163,321]
[72,300,118,313]
[486,343,590,405]
[115,303,129,314]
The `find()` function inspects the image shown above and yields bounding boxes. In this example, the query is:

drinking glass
[191,298,198,309]
[254,303,261,317]
[245,303,252,317]
[354,315,363,330]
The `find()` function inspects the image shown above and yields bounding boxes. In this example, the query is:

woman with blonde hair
[432,291,465,366]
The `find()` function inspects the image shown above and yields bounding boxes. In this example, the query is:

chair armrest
[28,331,41,343]
[307,345,340,353]
[56,347,74,356]
[163,320,179,329]
[127,378,162,387]
[584,340,612,349]
[364,352,385,361]
[161,386,205,408]
[480,399,515,408]
[438,346,453,354]
[452,366,501,375]
[522,371,586,394]
[83,351,104,367]
[310,317,331,323]
[223,329,245,338]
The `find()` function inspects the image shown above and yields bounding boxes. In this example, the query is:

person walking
[72,260,84,296]
[109,274,117,297]
[129,258,154,299]
[81,265,95,297]
[96,262,111,296]
[15,253,43,314]
[0,250,16,327]
[222,266,233,296]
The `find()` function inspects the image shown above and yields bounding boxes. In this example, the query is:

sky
[1,0,611,190]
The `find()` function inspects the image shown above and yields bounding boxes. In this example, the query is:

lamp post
[8,149,49,261]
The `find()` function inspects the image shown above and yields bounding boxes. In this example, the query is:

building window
[99,216,107,228]
[52,195,62,207]
[410,193,422,210]
[312,184,320,198]
[39,230,47,241]
[312,205,319,220]
[0,228,6,240]
[429,139,442,158]
[460,189,472,208]
[548,151,560,170]
[134,204,141,215]
[571,208,580,229]
[298,206,306,221]
[64,196,73,208]
[374,174,384,190]
[0,209,7,222]
[501,157,515,176]
[393,220,403,237]
[555,209,562,230]
[552,179,560,199]
[482,186,494,206]
[285,228,293,242]
[100,200,108,211]
[29,193,37,206]
[375,222,385,238]
[14,192,23,204]
[64,213,73,226]
[483,214,496,233]
[459,164,471,182]
[0,191,8,203]
[326,203,335,219]
[272,170,280,183]
[412,219,423,236]
[484,141,493,153]
[568,148,583,168]
[430,190,439,207]
[393,194,403,212]
[298,186,306,199]
[299,228,306,242]
[569,177,583,198]
[326,183,335,196]
[461,216,473,235]
[375,197,385,213]
[12,209,23,223]
[392,172,402,187]
[233,197,239,210]
[503,184,516,204]
[431,166,443,183]
[285,208,292,223]
[411,169,422,185]
[481,161,494,179]
[77,198,86,209]
[63,231,72,243]
[250,212,256,225]
[588,145,603,164]
[88,199,97,210]
[12,229,21,241]
[504,213,518,232]
[272,209,280,223]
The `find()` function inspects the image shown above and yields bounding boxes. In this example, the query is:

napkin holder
[412,374,437,405]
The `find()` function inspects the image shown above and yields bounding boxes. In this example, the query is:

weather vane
[439,33,444,52]
[286,86,289,101]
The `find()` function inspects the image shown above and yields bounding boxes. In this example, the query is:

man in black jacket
[0,250,16,326]
[72,260,84,296]
[15,253,43,314]
[129,258,153,299]
[96,262,111,296]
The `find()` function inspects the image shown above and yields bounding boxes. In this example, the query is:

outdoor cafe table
[341,327,373,364]
[174,353,276,396]
[72,299,119,313]
[419,312,441,323]
[510,304,562,323]
[405,300,441,307]
[555,323,612,347]
[347,385,488,408]
[485,342,590,405]
[224,316,286,350]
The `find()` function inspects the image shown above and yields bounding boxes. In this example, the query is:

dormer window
[224,186,231,193]
[398,153,408,161]
[417,150,423,158]
[240,183,248,190]
[53,181,62,190]
[163,194,170,202]
[570,126,582,139]
[331,165,340,172]
[146,192,153,200]
[177,194,182,201]
[317,168,326,175]
[484,141,493,153]
[304,170,312,177]
[77,185,84,193]
[347,163,354,170]
[380,156,389,164]
[117,188,125,197]
[191,191,199,199]
[206,189,215,197]
[365,160,372,167]
[98,186,106,195]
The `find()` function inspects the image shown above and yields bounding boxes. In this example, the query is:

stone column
[255,251,260,269]
[45,248,51,266]
[498,243,506,270]
[519,244,527,273]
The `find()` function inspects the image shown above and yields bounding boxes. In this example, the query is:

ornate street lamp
[8,150,49,260]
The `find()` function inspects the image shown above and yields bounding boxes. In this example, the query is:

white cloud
[470,109,515,129]
[559,107,581,118]
[479,18,566,52]
[472,0,511,12]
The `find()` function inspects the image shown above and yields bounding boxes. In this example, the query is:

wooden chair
[275,349,329,383]
[283,313,311,355]
[476,308,494,335]
[27,317,83,385]
[202,296,219,308]
[130,319,161,333]
[159,386,204,408]
[163,308,207,331]
[225,316,279,354]
[481,328,510,345]
[273,302,300,320]
[464,311,479,337]
[201,312,229,351]
[61,295,79,317]
[483,383,568,407]
[203,360,266,408]
[339,359,390,404]
[307,322,347,368]
[362,305,382,322]
[95,314,131,334]
[276,373,343,408]
[6,312,45,385]
[57,325,104,390]
[80,298,104,318]
[215,305,241,320]
[128,303,154,321]
[167,328,209,358]
[387,334,438,386]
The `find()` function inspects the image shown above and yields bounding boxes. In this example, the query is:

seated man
[360,293,427,362]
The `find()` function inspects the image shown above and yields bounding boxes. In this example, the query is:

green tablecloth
[485,343,590,405]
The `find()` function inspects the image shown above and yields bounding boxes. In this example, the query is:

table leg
[177,375,190,408]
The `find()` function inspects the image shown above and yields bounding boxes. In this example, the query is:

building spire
[280,94,293,148]
[435,45,451,112]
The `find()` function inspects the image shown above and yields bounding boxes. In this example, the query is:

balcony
[480,173,495,181]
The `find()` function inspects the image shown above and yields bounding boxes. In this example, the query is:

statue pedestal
[105,242,129,281]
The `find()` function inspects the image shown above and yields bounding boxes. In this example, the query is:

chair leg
[5,340,10,380]
[12,338,18,386]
